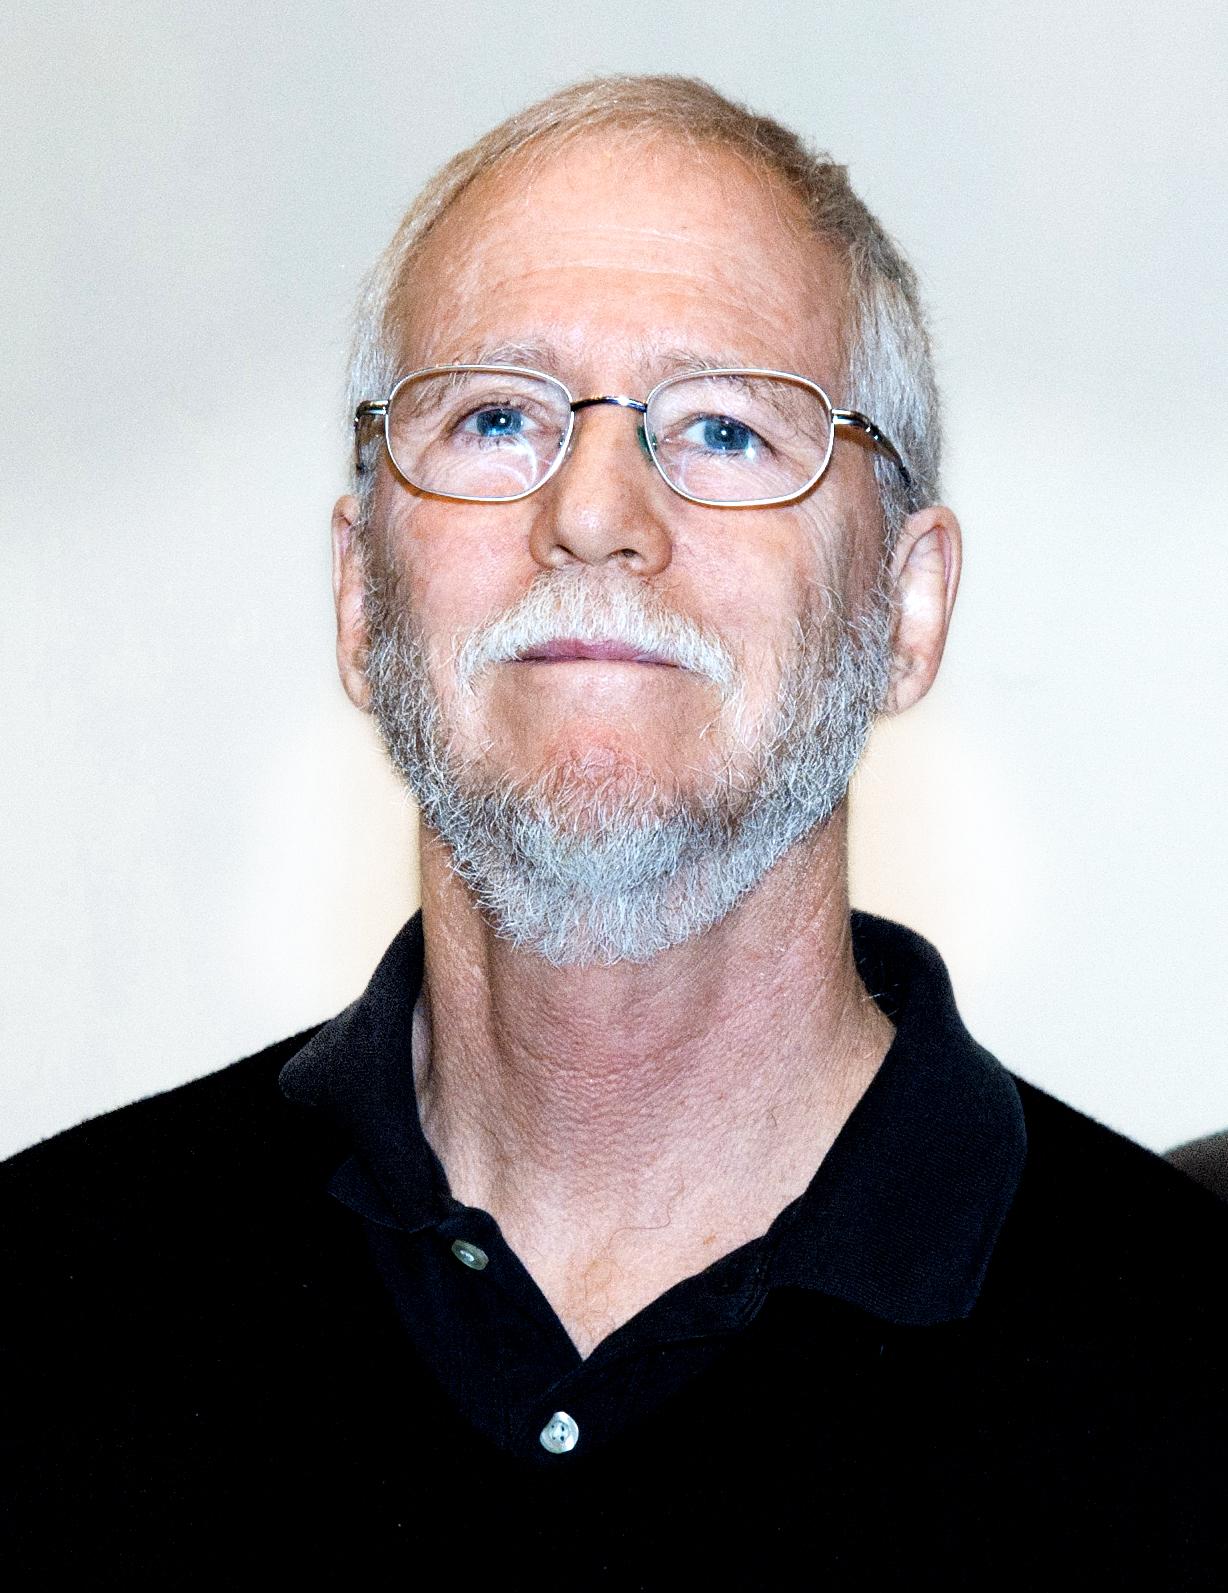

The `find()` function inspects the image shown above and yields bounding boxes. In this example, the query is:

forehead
[394,133,849,388]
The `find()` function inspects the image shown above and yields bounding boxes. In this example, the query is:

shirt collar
[279,914,444,1231]
[765,914,1027,1324]
[279,910,1026,1327]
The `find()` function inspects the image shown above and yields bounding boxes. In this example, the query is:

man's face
[355,132,894,965]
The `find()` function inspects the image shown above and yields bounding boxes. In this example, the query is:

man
[5,75,1225,1585]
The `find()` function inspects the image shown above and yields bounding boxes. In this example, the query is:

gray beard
[363,558,893,968]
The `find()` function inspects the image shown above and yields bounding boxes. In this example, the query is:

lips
[517,639,676,666]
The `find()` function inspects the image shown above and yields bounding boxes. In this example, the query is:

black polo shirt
[278,910,1027,1462]
[6,910,1226,1585]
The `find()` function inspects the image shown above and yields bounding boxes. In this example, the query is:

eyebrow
[443,339,785,387]
[650,345,777,378]
[449,338,564,371]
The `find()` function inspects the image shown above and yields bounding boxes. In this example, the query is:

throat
[412,842,896,1359]
[416,1006,894,1361]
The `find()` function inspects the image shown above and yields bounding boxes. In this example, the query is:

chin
[535,745,679,823]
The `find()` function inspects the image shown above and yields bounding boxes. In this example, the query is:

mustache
[451,570,739,696]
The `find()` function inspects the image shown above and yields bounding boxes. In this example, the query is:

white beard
[364,560,893,967]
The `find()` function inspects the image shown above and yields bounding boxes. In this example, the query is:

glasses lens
[386,368,571,500]
[646,373,833,504]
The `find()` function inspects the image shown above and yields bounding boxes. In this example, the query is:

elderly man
[5,76,1226,1584]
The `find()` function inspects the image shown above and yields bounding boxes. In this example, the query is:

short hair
[348,73,941,547]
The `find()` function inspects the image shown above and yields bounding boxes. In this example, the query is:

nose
[527,403,674,577]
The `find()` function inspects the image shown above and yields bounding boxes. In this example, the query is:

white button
[450,1238,488,1270]
[539,1411,579,1454]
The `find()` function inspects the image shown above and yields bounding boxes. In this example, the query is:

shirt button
[450,1238,489,1271]
[539,1411,580,1455]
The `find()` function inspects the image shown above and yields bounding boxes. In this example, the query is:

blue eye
[688,414,757,455]
[469,406,525,438]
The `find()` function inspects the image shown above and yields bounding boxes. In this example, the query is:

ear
[882,504,962,717]
[331,494,373,711]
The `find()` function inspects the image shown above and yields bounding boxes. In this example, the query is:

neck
[413,806,893,1351]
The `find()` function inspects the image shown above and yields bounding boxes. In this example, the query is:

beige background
[3,0,1226,1159]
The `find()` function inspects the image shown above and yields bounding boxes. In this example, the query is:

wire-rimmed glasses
[355,364,910,508]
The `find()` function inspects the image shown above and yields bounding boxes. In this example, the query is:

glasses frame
[355,363,911,509]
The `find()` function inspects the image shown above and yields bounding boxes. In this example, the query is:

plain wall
[3,0,1226,1158]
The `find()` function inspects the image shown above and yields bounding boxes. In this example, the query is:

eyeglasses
[354,364,910,509]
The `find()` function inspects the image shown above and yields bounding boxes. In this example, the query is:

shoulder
[1,1027,340,1246]
[0,1027,380,1531]
[987,1076,1228,1330]
[1012,1075,1227,1230]
[1,1026,361,1409]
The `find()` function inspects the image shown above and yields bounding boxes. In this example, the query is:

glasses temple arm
[353,400,389,474]
[832,409,912,489]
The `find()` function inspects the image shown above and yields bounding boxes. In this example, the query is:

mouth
[516,639,678,667]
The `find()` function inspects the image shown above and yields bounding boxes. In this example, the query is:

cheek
[670,512,816,660]
[818,454,889,592]
[384,499,538,639]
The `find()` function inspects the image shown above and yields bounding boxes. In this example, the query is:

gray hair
[347,73,941,547]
